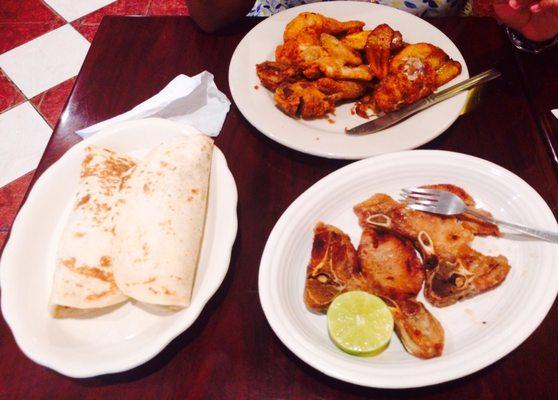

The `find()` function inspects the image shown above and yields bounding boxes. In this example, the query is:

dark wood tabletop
[1,15,558,399]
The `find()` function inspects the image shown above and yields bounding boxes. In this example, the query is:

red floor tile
[71,0,150,42]
[0,68,25,113]
[71,22,98,42]
[0,0,65,54]
[30,77,75,127]
[148,0,189,15]
[0,170,34,231]
[0,231,7,251]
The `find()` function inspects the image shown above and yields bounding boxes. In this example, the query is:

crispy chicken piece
[317,58,373,81]
[357,229,444,359]
[354,189,511,308]
[274,81,335,119]
[316,34,371,81]
[365,24,404,80]
[304,223,361,312]
[320,33,362,66]
[275,29,328,79]
[256,61,301,91]
[315,78,367,102]
[273,78,366,119]
[284,12,364,42]
[341,30,372,50]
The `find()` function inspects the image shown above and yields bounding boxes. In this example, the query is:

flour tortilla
[50,146,136,317]
[113,135,213,308]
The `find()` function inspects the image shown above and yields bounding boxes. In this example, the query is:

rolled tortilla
[113,135,213,308]
[50,146,136,317]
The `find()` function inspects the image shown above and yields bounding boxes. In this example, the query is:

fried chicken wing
[315,78,367,102]
[365,24,404,80]
[256,61,301,91]
[284,12,364,42]
[317,58,373,81]
[304,223,361,312]
[275,29,328,79]
[354,189,511,308]
[320,33,362,66]
[341,30,371,50]
[274,81,335,119]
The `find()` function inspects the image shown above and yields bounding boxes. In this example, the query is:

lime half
[327,291,394,356]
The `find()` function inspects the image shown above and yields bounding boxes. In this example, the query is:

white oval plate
[229,2,469,160]
[0,118,238,378]
[259,150,558,388]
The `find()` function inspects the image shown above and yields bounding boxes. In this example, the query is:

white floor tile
[0,25,89,98]
[43,0,116,22]
[0,102,52,188]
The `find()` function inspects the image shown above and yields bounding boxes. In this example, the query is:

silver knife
[345,69,502,135]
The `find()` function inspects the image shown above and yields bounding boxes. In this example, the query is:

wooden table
[1,16,557,399]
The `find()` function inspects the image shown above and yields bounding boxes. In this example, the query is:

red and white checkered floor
[0,0,189,188]
[0,0,189,246]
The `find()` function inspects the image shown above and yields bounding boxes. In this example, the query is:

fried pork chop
[304,223,361,312]
[354,185,511,307]
[357,229,444,358]
[304,223,444,359]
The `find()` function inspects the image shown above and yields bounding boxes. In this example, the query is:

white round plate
[0,118,238,378]
[229,2,469,160]
[259,150,558,388]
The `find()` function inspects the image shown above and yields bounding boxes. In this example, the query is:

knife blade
[345,69,502,136]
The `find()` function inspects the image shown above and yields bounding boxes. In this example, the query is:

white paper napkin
[76,71,230,138]
[552,109,558,120]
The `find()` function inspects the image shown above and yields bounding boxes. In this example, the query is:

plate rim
[258,149,558,388]
[0,118,238,378]
[229,1,470,160]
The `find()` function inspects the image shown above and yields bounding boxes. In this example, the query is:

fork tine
[400,192,438,204]
[405,198,437,207]
[402,187,441,198]
[407,203,436,213]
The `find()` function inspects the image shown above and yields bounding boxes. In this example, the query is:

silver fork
[400,187,558,243]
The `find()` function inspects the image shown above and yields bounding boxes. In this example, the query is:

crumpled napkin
[76,71,230,138]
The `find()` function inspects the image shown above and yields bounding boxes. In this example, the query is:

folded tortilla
[50,146,136,317]
[113,135,213,308]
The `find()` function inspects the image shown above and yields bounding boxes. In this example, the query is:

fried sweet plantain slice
[365,24,404,80]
